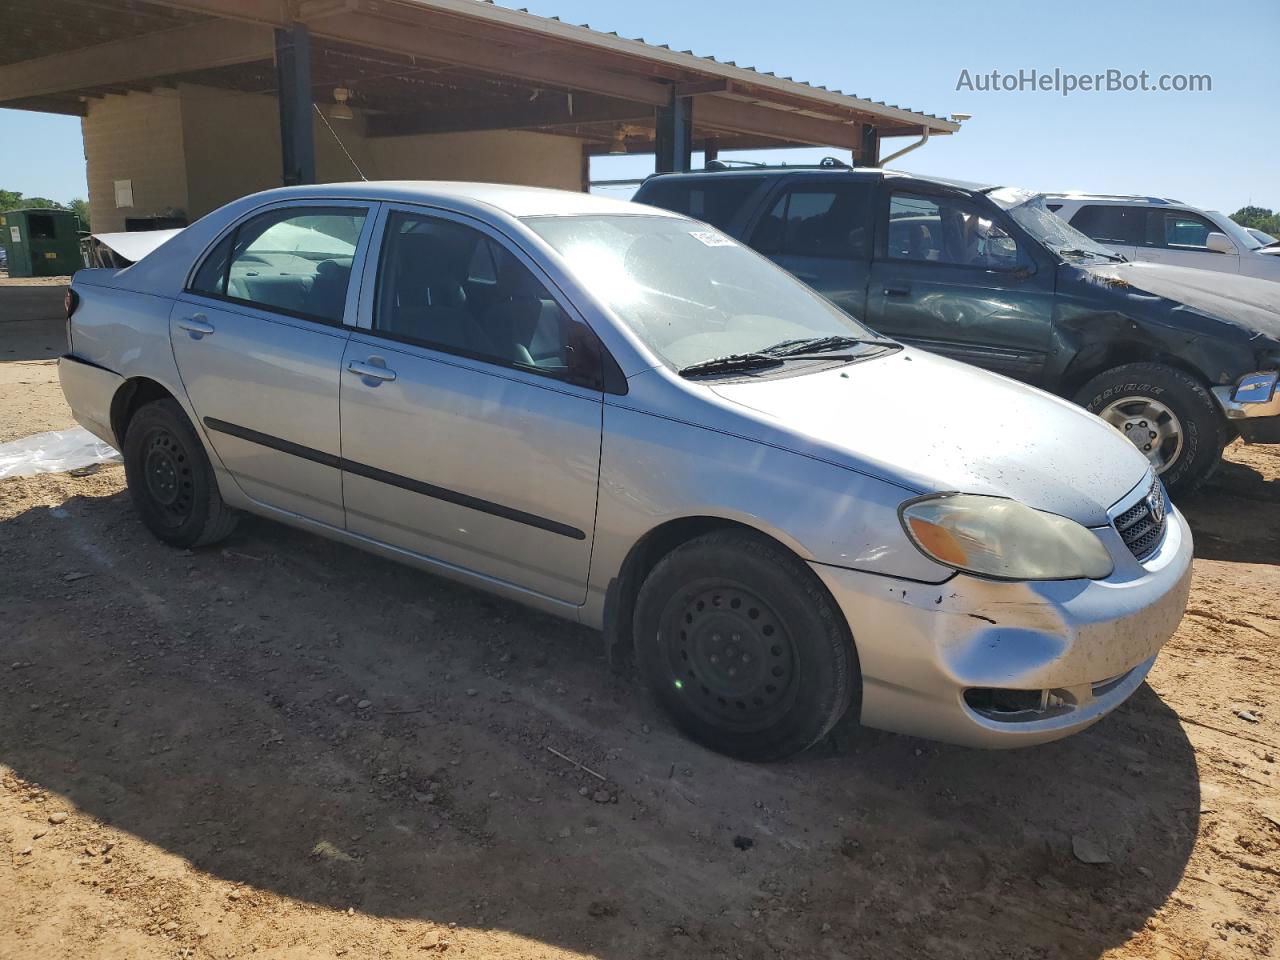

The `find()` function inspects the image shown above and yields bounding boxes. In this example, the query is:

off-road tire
[1075,362,1227,497]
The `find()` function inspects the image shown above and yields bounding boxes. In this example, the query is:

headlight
[900,494,1114,581]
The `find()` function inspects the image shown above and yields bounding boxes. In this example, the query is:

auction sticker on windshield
[690,231,735,247]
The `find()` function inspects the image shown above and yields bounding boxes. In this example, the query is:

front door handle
[883,285,911,297]
[177,315,215,336]
[346,359,397,383]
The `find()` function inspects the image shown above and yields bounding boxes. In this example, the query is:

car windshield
[524,214,880,371]
[988,190,1122,262]
[1213,215,1263,250]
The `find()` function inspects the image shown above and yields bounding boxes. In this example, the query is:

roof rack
[697,156,854,173]
[1055,193,1185,205]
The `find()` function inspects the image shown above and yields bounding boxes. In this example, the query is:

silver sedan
[58,182,1192,760]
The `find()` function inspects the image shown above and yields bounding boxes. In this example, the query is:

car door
[865,187,1058,384]
[339,205,605,605]
[746,179,875,321]
[1140,209,1241,274]
[171,201,376,528]
[1064,204,1141,261]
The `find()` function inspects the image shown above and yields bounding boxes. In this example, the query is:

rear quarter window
[636,178,763,233]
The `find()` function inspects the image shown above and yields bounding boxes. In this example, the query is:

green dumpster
[0,208,83,277]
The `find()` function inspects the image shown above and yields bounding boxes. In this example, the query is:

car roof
[1044,193,1186,206]
[641,166,1001,194]
[216,180,667,220]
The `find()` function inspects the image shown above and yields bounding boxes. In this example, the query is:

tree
[68,197,90,231]
[1231,206,1280,237]
[0,190,65,213]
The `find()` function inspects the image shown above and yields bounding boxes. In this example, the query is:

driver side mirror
[1206,232,1237,255]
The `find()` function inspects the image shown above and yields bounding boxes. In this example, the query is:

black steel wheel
[660,582,800,734]
[140,426,196,529]
[635,529,858,761]
[123,398,238,548]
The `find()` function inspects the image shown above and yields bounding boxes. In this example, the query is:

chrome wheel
[1099,396,1183,474]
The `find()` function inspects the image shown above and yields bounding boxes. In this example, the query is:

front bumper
[810,503,1193,749]
[1212,380,1280,443]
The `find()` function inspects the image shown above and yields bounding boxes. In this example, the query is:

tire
[122,398,238,548]
[1074,362,1227,497]
[634,530,858,761]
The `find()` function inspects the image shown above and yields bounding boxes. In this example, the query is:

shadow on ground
[1181,453,1280,565]
[1,483,1200,959]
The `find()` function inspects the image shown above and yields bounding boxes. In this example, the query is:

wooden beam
[311,11,671,106]
[673,78,730,98]
[0,18,276,103]
[694,96,860,150]
[366,92,652,137]
[0,96,87,117]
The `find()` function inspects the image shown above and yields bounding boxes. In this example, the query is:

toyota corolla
[58,182,1192,760]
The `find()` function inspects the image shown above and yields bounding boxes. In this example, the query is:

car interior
[375,214,572,373]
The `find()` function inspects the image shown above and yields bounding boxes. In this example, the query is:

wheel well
[110,377,177,447]
[1061,342,1212,399]
[601,516,796,668]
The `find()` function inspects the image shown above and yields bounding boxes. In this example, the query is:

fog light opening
[964,686,1078,722]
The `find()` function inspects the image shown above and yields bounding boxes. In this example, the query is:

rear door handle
[883,285,911,297]
[346,359,397,383]
[793,272,820,283]
[177,315,215,336]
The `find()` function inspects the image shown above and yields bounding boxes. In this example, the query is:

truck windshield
[524,214,879,371]
[993,192,1124,262]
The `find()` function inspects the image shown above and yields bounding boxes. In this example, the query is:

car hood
[1084,261,1280,339]
[709,349,1149,526]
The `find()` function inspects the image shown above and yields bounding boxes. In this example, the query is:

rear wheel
[122,398,238,548]
[634,530,858,761]
[1075,362,1227,496]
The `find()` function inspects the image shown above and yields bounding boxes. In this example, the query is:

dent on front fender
[1054,265,1264,386]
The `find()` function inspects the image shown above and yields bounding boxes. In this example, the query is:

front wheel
[634,530,858,761]
[122,398,239,548]
[1075,362,1227,496]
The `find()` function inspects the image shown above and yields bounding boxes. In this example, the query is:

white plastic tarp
[0,427,120,479]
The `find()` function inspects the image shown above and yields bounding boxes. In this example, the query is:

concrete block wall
[81,83,587,232]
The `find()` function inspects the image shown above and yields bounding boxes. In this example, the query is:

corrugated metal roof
[431,0,959,132]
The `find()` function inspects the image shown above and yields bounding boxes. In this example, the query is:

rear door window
[189,207,368,324]
[1068,205,1145,245]
[752,184,872,259]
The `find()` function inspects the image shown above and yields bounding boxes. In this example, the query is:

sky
[1,0,1275,214]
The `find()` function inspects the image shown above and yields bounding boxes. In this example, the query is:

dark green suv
[634,166,1280,495]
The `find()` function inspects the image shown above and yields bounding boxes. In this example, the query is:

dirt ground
[1,294,1277,958]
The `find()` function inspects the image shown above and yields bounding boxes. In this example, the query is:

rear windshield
[635,177,764,232]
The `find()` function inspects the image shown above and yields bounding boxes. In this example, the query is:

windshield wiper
[678,352,785,378]
[762,334,898,356]
[1059,247,1126,263]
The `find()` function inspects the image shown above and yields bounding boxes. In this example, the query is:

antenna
[313,103,368,181]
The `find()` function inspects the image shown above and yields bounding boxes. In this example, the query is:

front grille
[1114,480,1169,561]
